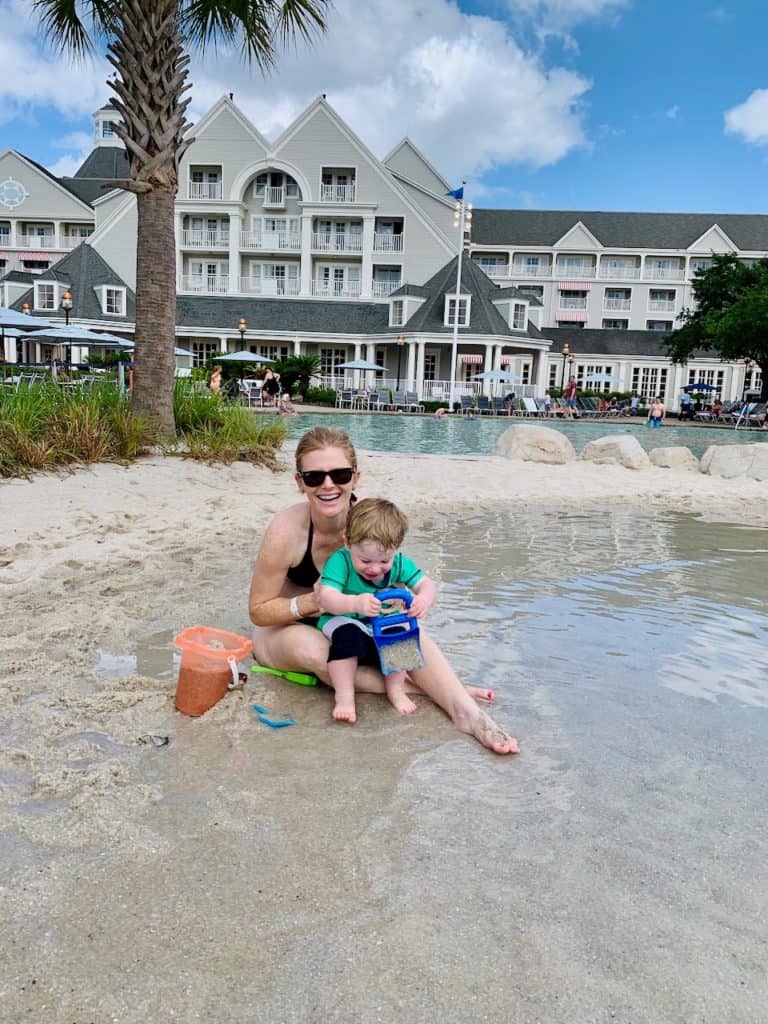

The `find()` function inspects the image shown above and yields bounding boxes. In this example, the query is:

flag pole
[448,181,468,408]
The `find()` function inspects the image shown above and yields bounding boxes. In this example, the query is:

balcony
[241,231,300,251]
[372,280,401,298]
[320,183,356,204]
[311,279,362,298]
[311,233,363,253]
[555,265,596,280]
[188,181,222,200]
[558,297,588,310]
[180,274,229,294]
[475,262,509,279]
[181,229,229,249]
[604,298,631,311]
[511,263,551,278]
[599,264,641,280]
[648,299,676,312]
[688,263,713,278]
[373,233,403,253]
[61,233,92,249]
[239,277,299,296]
[21,234,55,248]
[645,266,685,281]
[261,186,286,208]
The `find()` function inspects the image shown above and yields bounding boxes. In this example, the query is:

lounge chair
[336,389,356,409]
[458,394,475,415]
[491,396,508,415]
[404,391,425,413]
[476,395,493,415]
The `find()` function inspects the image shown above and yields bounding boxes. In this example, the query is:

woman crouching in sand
[248,426,518,755]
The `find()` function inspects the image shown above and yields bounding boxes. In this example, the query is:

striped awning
[557,281,592,290]
[555,310,588,321]
[500,356,512,366]
[22,252,52,261]
[459,353,483,364]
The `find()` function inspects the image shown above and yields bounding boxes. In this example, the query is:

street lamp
[560,342,571,392]
[448,183,472,406]
[395,333,405,391]
[238,317,247,345]
[61,290,73,367]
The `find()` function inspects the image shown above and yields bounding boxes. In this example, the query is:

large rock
[579,434,650,470]
[700,443,768,479]
[493,425,576,464]
[649,446,699,471]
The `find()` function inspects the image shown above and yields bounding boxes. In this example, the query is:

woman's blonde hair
[346,498,407,549]
[295,426,357,472]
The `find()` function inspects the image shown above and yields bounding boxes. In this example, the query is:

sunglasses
[298,467,356,487]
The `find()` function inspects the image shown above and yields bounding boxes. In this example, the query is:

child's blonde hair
[346,498,407,550]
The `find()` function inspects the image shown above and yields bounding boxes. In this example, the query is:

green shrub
[175,404,288,467]
[304,386,337,406]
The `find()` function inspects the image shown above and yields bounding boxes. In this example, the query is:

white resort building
[0,95,765,408]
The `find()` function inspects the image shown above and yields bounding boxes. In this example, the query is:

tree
[664,253,768,400]
[35,0,329,434]
[275,352,321,395]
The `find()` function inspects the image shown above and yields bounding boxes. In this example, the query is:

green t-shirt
[318,547,424,631]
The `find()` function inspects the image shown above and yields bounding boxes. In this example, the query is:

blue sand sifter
[371,588,424,676]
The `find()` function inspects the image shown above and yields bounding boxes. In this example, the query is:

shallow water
[287,410,768,460]
[6,506,768,1022]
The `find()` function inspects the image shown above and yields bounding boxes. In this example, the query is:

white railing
[373,233,403,252]
[511,263,551,277]
[239,277,299,296]
[648,299,676,312]
[262,186,286,207]
[240,231,300,251]
[599,265,641,279]
[21,234,55,248]
[181,230,229,248]
[311,279,362,298]
[688,263,713,278]
[559,297,588,310]
[645,266,685,280]
[180,274,229,294]
[604,298,631,311]
[372,280,401,297]
[61,234,92,248]
[320,183,356,203]
[555,265,596,279]
[188,182,222,200]
[475,263,509,278]
[311,233,363,253]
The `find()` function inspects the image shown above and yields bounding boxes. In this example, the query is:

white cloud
[0,0,596,185]
[666,105,680,120]
[725,89,768,145]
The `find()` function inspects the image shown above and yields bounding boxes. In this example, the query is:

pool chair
[458,394,475,415]
[365,391,390,411]
[335,389,357,409]
[391,390,407,411]
[475,395,493,415]
[404,391,425,413]
[491,396,509,415]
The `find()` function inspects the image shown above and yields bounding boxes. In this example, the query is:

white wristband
[289,596,301,619]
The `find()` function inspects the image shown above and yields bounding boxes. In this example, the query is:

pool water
[289,411,767,460]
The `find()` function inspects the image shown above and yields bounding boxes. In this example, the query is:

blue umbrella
[683,382,720,392]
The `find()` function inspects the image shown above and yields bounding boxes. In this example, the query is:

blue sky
[1,0,767,213]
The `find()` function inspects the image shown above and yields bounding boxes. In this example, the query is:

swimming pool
[289,411,768,460]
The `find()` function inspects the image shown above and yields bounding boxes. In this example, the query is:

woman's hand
[355,593,382,617]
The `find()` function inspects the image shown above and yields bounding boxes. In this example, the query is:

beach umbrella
[0,307,56,363]
[683,382,720,392]
[337,359,386,372]
[218,350,275,363]
[473,369,521,382]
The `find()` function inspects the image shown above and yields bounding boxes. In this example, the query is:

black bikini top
[286,520,319,587]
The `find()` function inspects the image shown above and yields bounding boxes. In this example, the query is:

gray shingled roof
[11,243,135,323]
[399,256,539,339]
[472,209,768,251]
[57,147,130,205]
[176,294,390,335]
[543,326,701,357]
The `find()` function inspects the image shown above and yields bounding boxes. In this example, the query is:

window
[517,285,543,300]
[556,321,585,329]
[375,349,386,376]
[102,121,114,138]
[260,344,290,361]
[631,366,668,401]
[424,353,437,381]
[602,319,628,329]
[34,282,55,309]
[646,320,672,332]
[104,288,125,315]
[559,290,588,309]
[191,341,219,368]
[286,178,299,198]
[549,363,558,388]
[23,259,50,270]
[320,347,346,375]
[513,303,526,329]
[686,368,724,391]
[390,300,404,326]
[254,174,267,197]
[520,362,531,384]
[445,296,470,327]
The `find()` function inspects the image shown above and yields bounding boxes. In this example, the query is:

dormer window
[96,285,126,316]
[445,295,470,327]
[34,281,56,310]
[513,303,527,329]
[391,299,404,326]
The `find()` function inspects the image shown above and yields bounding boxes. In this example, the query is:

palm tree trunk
[132,187,177,433]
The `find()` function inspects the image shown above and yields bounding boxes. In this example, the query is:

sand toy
[174,626,252,716]
[251,664,318,686]
[371,588,424,675]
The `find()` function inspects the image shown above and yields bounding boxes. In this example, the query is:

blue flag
[446,186,464,201]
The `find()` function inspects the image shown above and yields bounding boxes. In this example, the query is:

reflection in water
[428,506,768,710]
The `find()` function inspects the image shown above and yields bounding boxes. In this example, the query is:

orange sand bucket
[173,626,253,717]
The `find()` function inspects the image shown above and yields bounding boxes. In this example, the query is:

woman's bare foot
[453,703,519,755]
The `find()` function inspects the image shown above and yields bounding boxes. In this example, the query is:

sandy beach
[2,447,767,1022]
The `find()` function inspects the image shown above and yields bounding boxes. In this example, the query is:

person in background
[563,376,578,417]
[679,389,693,420]
[262,367,281,406]
[647,395,666,428]
[629,393,640,416]
[542,391,553,417]
[209,364,223,394]
[504,392,518,414]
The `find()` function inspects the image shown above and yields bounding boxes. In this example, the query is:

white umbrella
[338,359,386,372]
[0,307,56,329]
[473,370,521,382]
[20,325,131,346]
[218,350,275,364]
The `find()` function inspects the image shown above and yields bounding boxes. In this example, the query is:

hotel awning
[557,281,592,290]
[459,354,483,364]
[555,310,588,321]
[22,252,52,261]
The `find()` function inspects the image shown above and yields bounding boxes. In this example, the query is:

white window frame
[391,299,404,326]
[444,295,470,327]
[513,303,527,330]
[102,286,126,315]
[34,281,56,310]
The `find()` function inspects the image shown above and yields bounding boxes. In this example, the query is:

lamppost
[61,290,73,366]
[395,333,405,391]
[560,342,571,392]
[448,183,472,407]
[238,317,247,346]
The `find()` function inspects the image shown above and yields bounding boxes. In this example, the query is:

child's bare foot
[465,685,495,704]
[453,704,519,754]
[388,690,418,715]
[333,696,357,723]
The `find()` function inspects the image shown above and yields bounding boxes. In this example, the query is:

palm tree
[34,0,329,434]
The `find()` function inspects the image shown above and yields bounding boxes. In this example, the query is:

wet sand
[1,451,767,1022]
